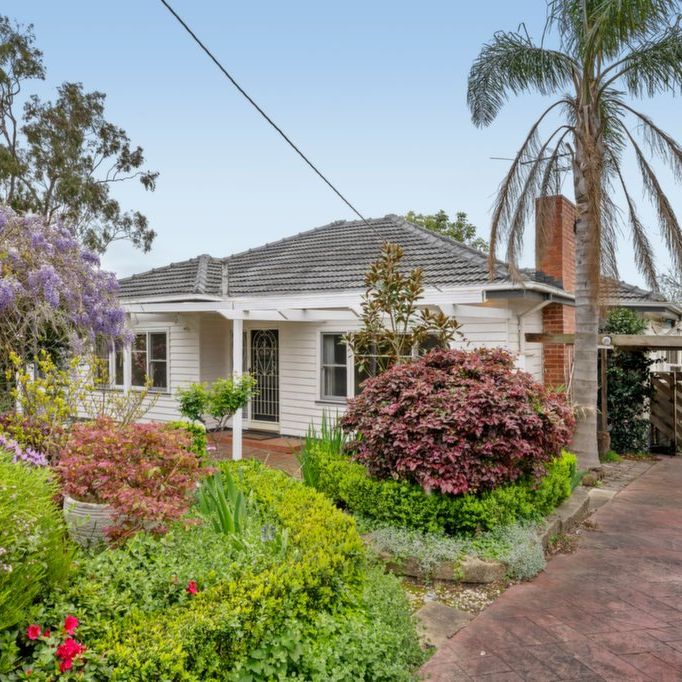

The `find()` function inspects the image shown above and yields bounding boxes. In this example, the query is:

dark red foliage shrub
[341,348,575,496]
[58,418,205,540]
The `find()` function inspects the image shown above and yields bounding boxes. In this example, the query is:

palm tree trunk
[571,145,601,471]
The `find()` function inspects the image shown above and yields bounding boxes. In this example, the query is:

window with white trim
[320,333,347,401]
[131,331,168,390]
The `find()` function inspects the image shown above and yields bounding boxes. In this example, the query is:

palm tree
[468,0,682,469]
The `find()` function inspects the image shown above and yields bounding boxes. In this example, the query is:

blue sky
[6,1,681,285]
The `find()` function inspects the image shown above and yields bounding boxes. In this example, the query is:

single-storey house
[102,195,680,452]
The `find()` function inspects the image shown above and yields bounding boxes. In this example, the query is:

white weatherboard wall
[93,305,545,434]
[271,308,545,438]
[277,320,359,438]
[125,312,200,423]
[199,313,230,383]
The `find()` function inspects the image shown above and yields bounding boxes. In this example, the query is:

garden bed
[1,453,425,680]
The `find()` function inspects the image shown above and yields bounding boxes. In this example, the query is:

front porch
[210,429,302,477]
[122,292,545,461]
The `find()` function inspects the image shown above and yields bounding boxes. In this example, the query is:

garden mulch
[421,455,682,681]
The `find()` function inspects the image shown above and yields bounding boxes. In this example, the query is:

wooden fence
[650,372,682,453]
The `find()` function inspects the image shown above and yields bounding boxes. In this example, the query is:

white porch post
[232,318,243,461]
[123,343,132,393]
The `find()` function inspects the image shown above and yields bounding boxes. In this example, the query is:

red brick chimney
[535,195,576,388]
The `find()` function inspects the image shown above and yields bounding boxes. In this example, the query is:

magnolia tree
[0,205,128,363]
[345,242,461,379]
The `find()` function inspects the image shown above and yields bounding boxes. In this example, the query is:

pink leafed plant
[57,418,205,541]
[342,348,575,496]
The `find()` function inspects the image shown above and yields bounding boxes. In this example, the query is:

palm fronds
[468,31,576,126]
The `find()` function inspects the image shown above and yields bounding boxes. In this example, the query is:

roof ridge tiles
[220,216,389,263]
[193,254,210,293]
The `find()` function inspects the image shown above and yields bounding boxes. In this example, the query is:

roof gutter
[484,281,575,305]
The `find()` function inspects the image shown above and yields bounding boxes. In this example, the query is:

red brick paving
[210,430,301,477]
[421,457,682,681]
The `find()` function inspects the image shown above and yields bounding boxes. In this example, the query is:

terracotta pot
[63,495,115,548]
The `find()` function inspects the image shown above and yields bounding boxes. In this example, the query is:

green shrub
[602,308,652,454]
[305,437,576,535]
[229,565,424,681]
[177,376,256,431]
[32,462,414,680]
[29,518,274,645]
[167,420,208,459]
[0,456,72,632]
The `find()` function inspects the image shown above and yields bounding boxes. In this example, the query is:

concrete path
[421,457,682,681]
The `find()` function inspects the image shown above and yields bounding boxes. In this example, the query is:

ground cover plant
[364,521,546,582]
[342,348,574,496]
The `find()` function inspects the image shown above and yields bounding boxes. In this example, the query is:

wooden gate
[650,372,682,453]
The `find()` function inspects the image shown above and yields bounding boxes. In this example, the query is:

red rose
[186,580,198,595]
[63,615,79,635]
[26,625,41,640]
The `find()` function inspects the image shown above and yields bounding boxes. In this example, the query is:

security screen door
[247,329,279,424]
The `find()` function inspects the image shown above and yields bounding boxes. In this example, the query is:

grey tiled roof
[118,215,511,300]
[601,279,670,305]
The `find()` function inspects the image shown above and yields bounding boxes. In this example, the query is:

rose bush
[57,418,205,540]
[342,348,574,496]
[0,615,108,679]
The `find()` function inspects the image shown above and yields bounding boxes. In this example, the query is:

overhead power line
[158,0,370,225]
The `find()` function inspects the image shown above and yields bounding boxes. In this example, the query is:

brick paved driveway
[421,457,682,681]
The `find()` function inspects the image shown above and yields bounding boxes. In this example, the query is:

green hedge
[36,461,420,680]
[307,442,577,535]
[0,456,72,632]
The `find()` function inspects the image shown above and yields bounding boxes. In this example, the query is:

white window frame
[319,332,350,403]
[108,329,170,393]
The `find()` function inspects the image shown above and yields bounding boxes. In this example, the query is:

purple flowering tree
[0,205,128,364]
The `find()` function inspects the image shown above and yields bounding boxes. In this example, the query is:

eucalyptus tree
[0,16,158,254]
[468,0,682,468]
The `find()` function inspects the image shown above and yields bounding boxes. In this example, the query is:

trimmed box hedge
[36,461,421,680]
[305,440,577,535]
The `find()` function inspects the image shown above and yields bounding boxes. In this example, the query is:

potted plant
[58,417,204,546]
